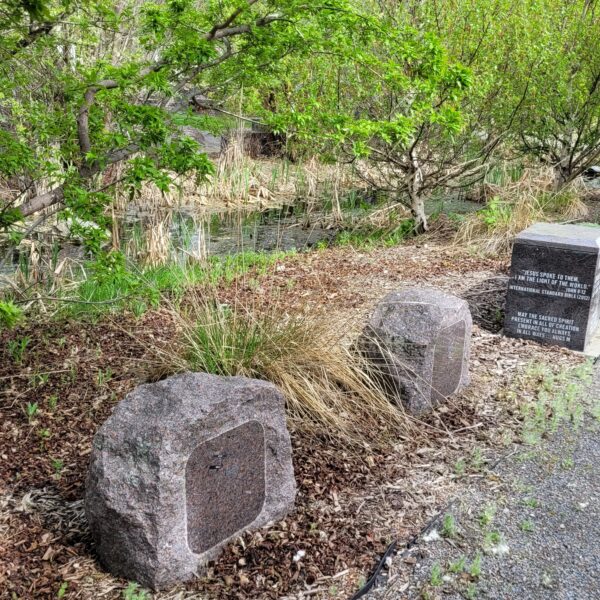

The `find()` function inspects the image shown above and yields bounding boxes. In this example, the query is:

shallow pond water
[0,194,482,286]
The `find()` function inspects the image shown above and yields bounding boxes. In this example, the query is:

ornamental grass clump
[161,290,414,444]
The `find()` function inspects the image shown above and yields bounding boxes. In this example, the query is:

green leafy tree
[406,0,600,189]
[513,1,600,187]
[0,4,366,233]
[256,3,488,231]
[1,0,472,239]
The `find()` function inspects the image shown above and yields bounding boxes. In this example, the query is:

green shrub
[0,300,23,329]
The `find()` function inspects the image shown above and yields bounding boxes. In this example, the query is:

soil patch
[461,276,509,333]
[0,240,582,599]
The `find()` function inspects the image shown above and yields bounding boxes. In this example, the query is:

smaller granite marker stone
[358,287,472,414]
[504,222,600,351]
[85,373,296,590]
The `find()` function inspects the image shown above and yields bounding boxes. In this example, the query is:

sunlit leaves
[0,0,474,242]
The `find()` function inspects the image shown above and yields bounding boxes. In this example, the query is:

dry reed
[113,136,365,215]
[456,167,591,254]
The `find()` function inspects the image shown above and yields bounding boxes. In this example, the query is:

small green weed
[478,504,496,528]
[561,456,575,469]
[0,300,23,329]
[24,401,38,422]
[96,368,113,387]
[441,514,457,538]
[469,553,483,578]
[430,562,444,587]
[8,336,30,364]
[454,458,466,476]
[122,582,149,600]
[38,428,51,450]
[484,530,502,549]
[31,372,49,388]
[470,448,485,471]
[68,365,78,384]
[57,582,68,598]
[47,395,58,411]
[590,402,600,421]
[520,519,534,532]
[449,555,466,573]
[52,458,64,478]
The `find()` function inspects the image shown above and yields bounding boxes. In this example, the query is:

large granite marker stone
[85,373,296,590]
[358,288,472,414]
[504,223,600,351]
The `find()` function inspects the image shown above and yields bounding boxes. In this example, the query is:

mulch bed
[0,240,582,599]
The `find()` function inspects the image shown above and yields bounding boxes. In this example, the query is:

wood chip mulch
[0,240,583,599]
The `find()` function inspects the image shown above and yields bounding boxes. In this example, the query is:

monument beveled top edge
[515,222,600,252]
[377,286,470,305]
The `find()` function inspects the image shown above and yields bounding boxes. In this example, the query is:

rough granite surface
[85,373,296,590]
[357,287,472,414]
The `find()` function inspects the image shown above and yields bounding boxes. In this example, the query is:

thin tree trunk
[408,150,428,233]
[553,162,571,190]
[410,193,428,233]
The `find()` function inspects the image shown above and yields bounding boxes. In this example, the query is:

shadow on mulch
[461,275,508,333]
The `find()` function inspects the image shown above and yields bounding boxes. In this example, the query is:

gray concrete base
[582,327,600,358]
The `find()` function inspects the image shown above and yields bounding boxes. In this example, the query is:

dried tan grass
[143,213,172,267]
[456,167,591,255]
[455,195,544,254]
[558,179,590,220]
[115,148,364,214]
[361,202,412,228]
[154,289,415,445]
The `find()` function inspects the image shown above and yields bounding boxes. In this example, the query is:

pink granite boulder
[85,373,296,589]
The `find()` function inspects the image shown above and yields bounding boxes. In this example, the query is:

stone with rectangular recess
[85,373,296,590]
[358,287,472,414]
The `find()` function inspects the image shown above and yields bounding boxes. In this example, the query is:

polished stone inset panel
[432,320,466,399]
[186,421,265,554]
[504,223,600,351]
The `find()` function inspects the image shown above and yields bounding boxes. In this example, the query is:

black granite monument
[504,222,600,351]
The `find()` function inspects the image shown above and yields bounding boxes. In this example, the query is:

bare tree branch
[77,80,119,161]
[18,144,139,217]
[10,22,54,55]
[207,0,261,40]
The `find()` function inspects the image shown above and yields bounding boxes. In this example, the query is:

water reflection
[0,194,482,286]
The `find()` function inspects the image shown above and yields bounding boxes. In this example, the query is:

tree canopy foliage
[2,0,600,238]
